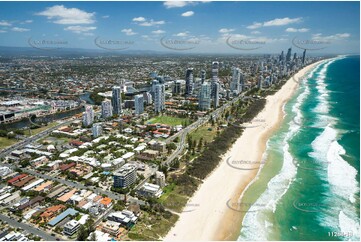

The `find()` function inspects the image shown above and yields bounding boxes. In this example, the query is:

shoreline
[164,60,327,241]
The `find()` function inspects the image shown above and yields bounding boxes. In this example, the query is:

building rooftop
[48,208,78,226]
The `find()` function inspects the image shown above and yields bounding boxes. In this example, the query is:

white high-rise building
[113,164,137,188]
[185,68,194,96]
[82,105,94,126]
[155,171,166,188]
[102,99,113,119]
[198,82,211,111]
[154,84,165,113]
[230,67,241,95]
[134,94,144,115]
[112,86,122,115]
[92,123,102,138]
[213,82,220,108]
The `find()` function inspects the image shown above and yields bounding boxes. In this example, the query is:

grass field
[0,137,18,150]
[127,211,179,240]
[189,123,218,143]
[25,122,58,136]
[147,116,190,126]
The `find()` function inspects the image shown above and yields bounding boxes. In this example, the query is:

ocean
[237,56,360,241]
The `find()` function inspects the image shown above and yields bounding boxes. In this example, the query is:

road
[164,93,246,167]
[94,204,114,227]
[21,167,125,201]
[0,214,61,241]
[0,118,78,159]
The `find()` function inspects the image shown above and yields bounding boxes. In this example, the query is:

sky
[0,1,359,54]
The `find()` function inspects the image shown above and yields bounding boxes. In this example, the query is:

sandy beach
[164,60,325,241]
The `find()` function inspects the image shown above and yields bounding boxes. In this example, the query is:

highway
[0,118,78,159]
[164,93,246,166]
[0,214,61,241]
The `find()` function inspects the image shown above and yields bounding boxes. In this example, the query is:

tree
[89,232,97,241]
[76,225,88,241]
[198,137,204,151]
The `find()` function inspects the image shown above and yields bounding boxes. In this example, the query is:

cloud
[22,20,33,24]
[163,1,209,8]
[247,17,302,29]
[152,30,166,35]
[174,31,189,37]
[219,28,235,33]
[0,20,11,26]
[121,28,137,36]
[0,30,7,33]
[36,5,95,25]
[263,17,302,26]
[164,1,193,8]
[102,15,109,19]
[132,17,164,26]
[312,33,351,41]
[139,20,165,27]
[133,16,146,22]
[286,27,309,33]
[11,27,30,32]
[64,25,96,34]
[251,31,261,34]
[247,22,262,29]
[181,11,194,17]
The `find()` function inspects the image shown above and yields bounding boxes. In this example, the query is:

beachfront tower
[230,67,241,95]
[302,49,306,65]
[286,47,292,62]
[213,82,220,108]
[198,82,211,111]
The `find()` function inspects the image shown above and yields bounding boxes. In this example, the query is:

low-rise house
[136,149,159,161]
[99,197,112,209]
[107,210,138,228]
[40,205,66,222]
[18,196,44,211]
[137,183,162,198]
[63,220,80,236]
[100,221,123,237]
[48,208,78,227]
[59,162,76,172]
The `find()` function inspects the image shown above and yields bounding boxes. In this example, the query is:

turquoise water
[238,56,360,241]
